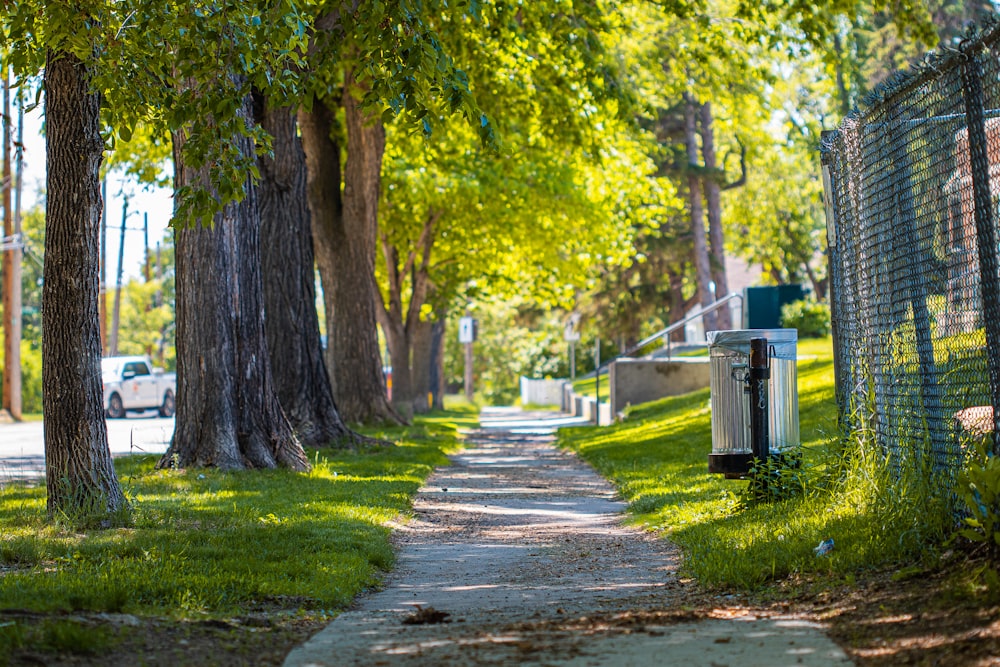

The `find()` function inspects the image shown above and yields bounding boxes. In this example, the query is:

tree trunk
[375,209,438,419]
[833,33,852,117]
[42,49,127,520]
[296,102,342,396]
[162,92,309,472]
[429,318,445,410]
[684,94,716,333]
[255,97,356,448]
[700,101,732,331]
[410,319,434,414]
[298,78,400,425]
[383,316,414,421]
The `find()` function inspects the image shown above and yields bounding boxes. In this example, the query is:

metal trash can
[707,329,799,477]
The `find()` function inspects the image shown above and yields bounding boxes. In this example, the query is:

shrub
[958,439,1000,556]
[781,298,831,338]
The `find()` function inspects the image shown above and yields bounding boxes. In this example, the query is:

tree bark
[255,98,356,448]
[162,92,309,472]
[296,102,342,395]
[410,318,433,414]
[700,101,732,330]
[42,49,127,520]
[429,318,446,410]
[298,76,400,425]
[374,209,438,418]
[684,93,716,332]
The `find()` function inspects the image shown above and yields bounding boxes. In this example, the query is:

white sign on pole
[564,312,581,341]
[459,316,476,344]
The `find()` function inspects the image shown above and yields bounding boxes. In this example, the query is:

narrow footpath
[285,408,850,667]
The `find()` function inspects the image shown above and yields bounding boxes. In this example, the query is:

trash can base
[708,452,755,475]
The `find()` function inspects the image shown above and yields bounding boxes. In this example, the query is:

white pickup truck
[101,356,176,419]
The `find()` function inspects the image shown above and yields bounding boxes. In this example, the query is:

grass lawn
[0,403,475,662]
[571,374,609,402]
[559,337,953,590]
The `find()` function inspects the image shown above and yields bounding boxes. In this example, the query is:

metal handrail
[626,292,744,363]
[578,292,744,381]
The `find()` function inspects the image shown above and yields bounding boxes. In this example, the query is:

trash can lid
[706,329,797,360]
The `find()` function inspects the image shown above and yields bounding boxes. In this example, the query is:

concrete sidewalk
[284,408,850,666]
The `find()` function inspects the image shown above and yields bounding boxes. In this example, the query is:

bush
[781,298,831,338]
[958,438,1000,557]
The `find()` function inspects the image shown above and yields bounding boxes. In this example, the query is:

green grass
[0,406,473,628]
[571,346,709,400]
[571,375,609,402]
[559,337,951,590]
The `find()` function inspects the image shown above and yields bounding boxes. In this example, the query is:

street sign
[564,312,581,341]
[459,316,477,344]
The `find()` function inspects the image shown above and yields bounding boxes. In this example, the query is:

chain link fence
[822,23,1000,477]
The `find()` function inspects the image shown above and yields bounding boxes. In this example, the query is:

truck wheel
[107,393,126,419]
[159,390,175,418]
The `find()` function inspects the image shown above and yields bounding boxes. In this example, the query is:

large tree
[298,80,400,426]
[164,88,308,471]
[374,0,663,406]
[149,0,318,468]
[0,0,136,521]
[42,45,127,520]
[6,0,320,481]
[299,5,489,424]
[256,97,356,448]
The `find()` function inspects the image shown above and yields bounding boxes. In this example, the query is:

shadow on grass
[0,409,465,618]
[555,340,941,590]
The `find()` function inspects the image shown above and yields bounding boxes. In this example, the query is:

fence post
[961,45,1000,453]
[820,132,849,430]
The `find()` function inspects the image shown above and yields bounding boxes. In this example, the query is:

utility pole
[564,313,580,381]
[143,212,150,283]
[109,196,128,356]
[100,179,108,355]
[2,70,22,420]
[594,338,601,426]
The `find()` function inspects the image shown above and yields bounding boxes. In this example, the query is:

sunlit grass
[559,337,949,590]
[0,406,471,620]
[571,375,609,401]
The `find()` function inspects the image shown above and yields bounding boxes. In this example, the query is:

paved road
[285,407,850,667]
[0,416,173,482]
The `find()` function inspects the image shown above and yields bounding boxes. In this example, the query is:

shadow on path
[285,408,850,666]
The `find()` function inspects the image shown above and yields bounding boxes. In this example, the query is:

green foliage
[0,410,466,620]
[780,299,832,338]
[559,338,953,589]
[0,619,114,663]
[740,453,807,507]
[102,121,172,187]
[443,299,573,405]
[958,438,1000,555]
[3,0,317,225]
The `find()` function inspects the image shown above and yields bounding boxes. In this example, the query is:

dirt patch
[772,551,1000,666]
[0,611,327,667]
